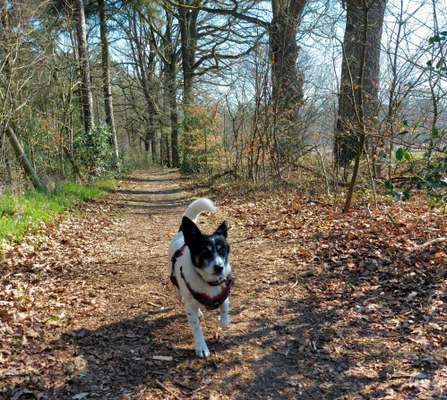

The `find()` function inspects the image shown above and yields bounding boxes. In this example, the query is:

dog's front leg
[186,304,210,357]
[218,298,230,328]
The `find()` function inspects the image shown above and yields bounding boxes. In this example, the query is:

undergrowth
[0,180,114,244]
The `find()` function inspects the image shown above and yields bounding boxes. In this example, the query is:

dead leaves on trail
[1,172,446,400]
[0,203,122,398]
[217,189,446,399]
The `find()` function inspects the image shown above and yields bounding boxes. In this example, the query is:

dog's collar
[180,266,234,310]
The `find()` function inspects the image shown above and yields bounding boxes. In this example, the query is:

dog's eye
[200,249,212,258]
[217,246,226,256]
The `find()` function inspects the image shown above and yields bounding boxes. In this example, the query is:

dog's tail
[183,198,216,222]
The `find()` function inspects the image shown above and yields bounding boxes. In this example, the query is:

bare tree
[178,0,200,108]
[179,0,308,168]
[341,0,387,212]
[74,0,95,138]
[0,0,47,191]
[270,0,306,132]
[122,4,161,162]
[162,9,181,167]
[335,0,386,169]
[99,0,120,170]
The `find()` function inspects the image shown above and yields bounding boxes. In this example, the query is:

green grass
[0,179,114,243]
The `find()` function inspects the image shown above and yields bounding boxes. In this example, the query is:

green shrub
[385,129,447,207]
[74,125,115,176]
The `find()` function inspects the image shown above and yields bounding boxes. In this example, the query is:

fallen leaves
[215,185,447,399]
[1,172,446,400]
[0,201,122,399]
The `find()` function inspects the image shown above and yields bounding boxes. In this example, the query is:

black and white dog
[168,198,233,357]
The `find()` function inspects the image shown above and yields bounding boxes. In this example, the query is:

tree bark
[179,1,199,108]
[178,1,200,169]
[169,61,180,167]
[63,146,84,183]
[335,0,386,167]
[270,0,306,122]
[74,0,95,138]
[6,126,47,192]
[164,10,180,167]
[98,0,120,171]
[267,0,307,168]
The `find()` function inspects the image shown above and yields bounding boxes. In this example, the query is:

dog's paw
[219,314,230,328]
[195,343,210,358]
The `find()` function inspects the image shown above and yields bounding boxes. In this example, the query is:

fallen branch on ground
[410,236,447,251]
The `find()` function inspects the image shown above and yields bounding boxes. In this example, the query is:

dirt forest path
[2,169,446,400]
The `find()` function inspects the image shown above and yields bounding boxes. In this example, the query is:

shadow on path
[115,188,186,196]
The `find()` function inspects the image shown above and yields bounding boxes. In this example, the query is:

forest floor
[1,169,446,400]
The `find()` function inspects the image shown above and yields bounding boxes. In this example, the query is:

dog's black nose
[214,265,224,275]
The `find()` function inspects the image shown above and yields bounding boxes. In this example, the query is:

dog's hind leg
[186,303,210,357]
[218,298,230,328]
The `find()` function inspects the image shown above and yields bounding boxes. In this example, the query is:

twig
[389,375,411,380]
[265,295,289,302]
[411,237,446,251]
[155,380,182,400]
[192,382,210,393]
[316,147,331,197]
[384,211,399,228]
[173,381,194,392]
[147,301,164,308]
[234,236,255,244]
[148,291,170,299]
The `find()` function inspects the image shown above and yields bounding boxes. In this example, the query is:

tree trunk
[178,2,200,169]
[164,10,180,167]
[169,62,180,167]
[6,126,47,192]
[335,0,386,167]
[179,2,199,109]
[74,0,95,138]
[270,0,306,122]
[139,78,159,163]
[98,0,120,171]
[144,106,158,163]
[268,0,307,167]
[63,146,84,183]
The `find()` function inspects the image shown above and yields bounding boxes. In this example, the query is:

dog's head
[181,216,230,285]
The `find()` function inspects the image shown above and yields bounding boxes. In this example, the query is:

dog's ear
[181,216,202,246]
[214,221,228,238]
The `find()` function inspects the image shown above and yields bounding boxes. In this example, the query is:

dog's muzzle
[207,277,227,286]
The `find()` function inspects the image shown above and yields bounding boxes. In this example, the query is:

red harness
[170,244,186,288]
[170,244,234,310]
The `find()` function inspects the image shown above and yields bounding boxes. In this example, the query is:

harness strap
[170,244,186,288]
[181,267,234,310]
